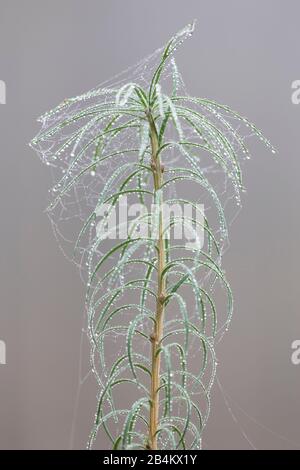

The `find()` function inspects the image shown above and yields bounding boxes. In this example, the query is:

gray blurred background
[0,0,299,450]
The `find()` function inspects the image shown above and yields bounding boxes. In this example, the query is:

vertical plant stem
[148,112,166,450]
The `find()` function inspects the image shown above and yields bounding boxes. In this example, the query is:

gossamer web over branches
[30,21,275,450]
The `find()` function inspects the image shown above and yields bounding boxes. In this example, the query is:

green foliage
[30,22,274,449]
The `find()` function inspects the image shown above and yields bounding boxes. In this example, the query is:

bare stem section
[148,112,166,450]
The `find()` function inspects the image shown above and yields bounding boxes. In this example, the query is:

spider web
[30,21,276,450]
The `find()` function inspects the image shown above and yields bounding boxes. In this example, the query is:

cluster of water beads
[29,20,276,449]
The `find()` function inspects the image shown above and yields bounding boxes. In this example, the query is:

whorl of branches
[30,22,275,450]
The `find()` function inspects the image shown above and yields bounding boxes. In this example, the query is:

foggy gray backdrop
[0,0,299,449]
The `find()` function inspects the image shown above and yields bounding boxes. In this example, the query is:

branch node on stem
[150,333,157,343]
[151,161,157,172]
